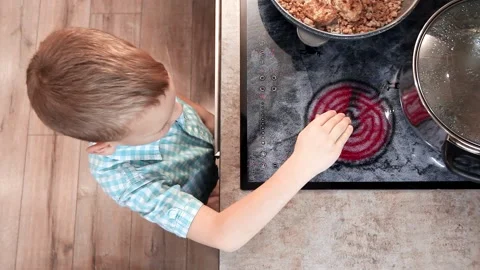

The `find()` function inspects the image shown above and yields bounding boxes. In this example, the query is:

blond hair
[26,27,169,142]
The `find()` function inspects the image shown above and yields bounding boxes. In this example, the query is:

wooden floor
[0,0,218,269]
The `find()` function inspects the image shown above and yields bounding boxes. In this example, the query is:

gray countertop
[219,1,480,269]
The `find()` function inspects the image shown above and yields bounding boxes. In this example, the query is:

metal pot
[270,0,420,46]
[413,0,480,181]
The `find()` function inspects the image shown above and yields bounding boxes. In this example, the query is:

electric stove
[240,0,480,189]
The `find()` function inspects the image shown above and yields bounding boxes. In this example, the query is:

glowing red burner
[309,81,393,165]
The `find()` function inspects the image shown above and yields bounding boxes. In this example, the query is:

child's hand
[189,111,352,251]
[290,110,353,178]
[189,110,352,251]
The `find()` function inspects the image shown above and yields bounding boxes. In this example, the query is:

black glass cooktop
[240,0,480,189]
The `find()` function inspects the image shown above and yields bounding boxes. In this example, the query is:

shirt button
[168,208,179,219]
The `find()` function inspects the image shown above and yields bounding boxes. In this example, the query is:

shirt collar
[105,98,187,162]
[108,141,163,161]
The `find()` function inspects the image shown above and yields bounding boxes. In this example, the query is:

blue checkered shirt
[89,99,218,237]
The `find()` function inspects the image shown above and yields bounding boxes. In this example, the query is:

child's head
[27,28,178,154]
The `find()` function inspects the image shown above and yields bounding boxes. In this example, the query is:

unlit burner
[308,81,393,165]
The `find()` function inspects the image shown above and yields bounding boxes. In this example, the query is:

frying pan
[270,0,420,46]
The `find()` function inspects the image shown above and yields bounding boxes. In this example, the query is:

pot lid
[414,0,480,147]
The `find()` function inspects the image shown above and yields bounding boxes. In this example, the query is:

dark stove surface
[240,0,479,189]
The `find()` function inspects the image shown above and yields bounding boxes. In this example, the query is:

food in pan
[278,0,403,34]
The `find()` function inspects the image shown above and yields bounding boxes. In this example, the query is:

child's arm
[177,93,215,134]
[187,111,353,252]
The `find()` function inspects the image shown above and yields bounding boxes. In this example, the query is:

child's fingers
[330,117,351,140]
[314,110,337,125]
[322,113,346,132]
[336,125,354,147]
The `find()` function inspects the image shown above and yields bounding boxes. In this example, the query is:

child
[26,28,353,252]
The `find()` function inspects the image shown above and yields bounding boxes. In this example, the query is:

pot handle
[442,139,480,182]
[296,28,329,47]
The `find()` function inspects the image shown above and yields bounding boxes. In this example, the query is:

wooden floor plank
[72,142,98,270]
[90,13,141,48]
[91,0,142,13]
[190,0,216,114]
[0,0,40,268]
[129,216,188,270]
[140,0,193,98]
[129,216,164,270]
[93,193,132,270]
[67,0,92,27]
[187,240,219,270]
[88,13,143,270]
[28,0,91,135]
[137,1,201,269]
[187,0,219,269]
[16,136,81,270]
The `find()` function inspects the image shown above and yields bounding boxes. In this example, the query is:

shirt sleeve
[121,179,203,238]
[89,157,203,238]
